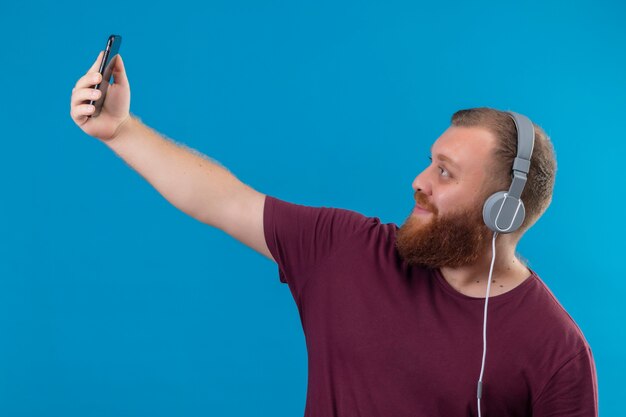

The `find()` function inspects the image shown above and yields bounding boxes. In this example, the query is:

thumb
[88,50,104,73]
[110,54,129,87]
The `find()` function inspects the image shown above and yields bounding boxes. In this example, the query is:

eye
[428,156,451,178]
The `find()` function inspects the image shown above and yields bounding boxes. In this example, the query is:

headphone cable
[477,231,499,417]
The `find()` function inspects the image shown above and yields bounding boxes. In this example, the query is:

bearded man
[71,53,598,417]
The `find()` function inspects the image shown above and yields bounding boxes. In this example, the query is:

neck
[439,233,531,294]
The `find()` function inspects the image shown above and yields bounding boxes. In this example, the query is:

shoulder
[264,195,386,237]
[520,272,593,362]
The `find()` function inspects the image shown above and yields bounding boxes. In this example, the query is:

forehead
[431,126,497,170]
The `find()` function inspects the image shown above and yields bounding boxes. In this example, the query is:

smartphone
[88,34,122,118]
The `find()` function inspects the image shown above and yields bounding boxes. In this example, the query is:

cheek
[433,190,457,212]
[436,190,483,217]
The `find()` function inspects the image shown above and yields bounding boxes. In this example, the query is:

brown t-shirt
[263,195,598,417]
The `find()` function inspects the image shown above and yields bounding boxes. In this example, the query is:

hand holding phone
[70,34,132,141]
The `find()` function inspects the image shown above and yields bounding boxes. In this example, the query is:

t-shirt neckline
[432,266,537,302]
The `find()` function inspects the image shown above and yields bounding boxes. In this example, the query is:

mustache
[414,191,437,214]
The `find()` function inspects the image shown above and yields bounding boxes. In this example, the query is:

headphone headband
[506,111,535,200]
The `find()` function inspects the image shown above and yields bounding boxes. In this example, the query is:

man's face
[395,125,497,268]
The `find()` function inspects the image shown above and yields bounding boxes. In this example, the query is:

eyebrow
[436,154,460,170]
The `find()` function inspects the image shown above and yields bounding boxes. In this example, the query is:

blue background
[1,0,623,415]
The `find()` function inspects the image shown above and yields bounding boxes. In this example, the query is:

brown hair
[451,107,557,235]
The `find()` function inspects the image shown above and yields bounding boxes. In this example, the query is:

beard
[395,192,492,269]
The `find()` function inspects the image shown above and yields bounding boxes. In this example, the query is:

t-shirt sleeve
[532,346,599,417]
[263,194,374,294]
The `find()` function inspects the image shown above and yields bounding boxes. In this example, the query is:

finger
[110,54,129,88]
[71,103,96,123]
[71,87,101,108]
[88,50,104,74]
[74,51,104,89]
[75,71,102,90]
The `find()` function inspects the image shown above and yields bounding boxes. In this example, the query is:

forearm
[103,114,244,225]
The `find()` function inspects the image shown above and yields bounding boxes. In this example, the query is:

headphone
[476,110,535,417]
[482,111,536,234]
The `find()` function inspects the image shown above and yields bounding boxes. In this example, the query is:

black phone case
[88,34,122,118]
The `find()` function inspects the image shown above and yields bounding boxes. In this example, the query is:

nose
[412,169,432,196]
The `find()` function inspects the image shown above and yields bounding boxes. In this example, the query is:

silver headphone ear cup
[483,192,506,232]
[508,201,525,233]
[483,191,526,233]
